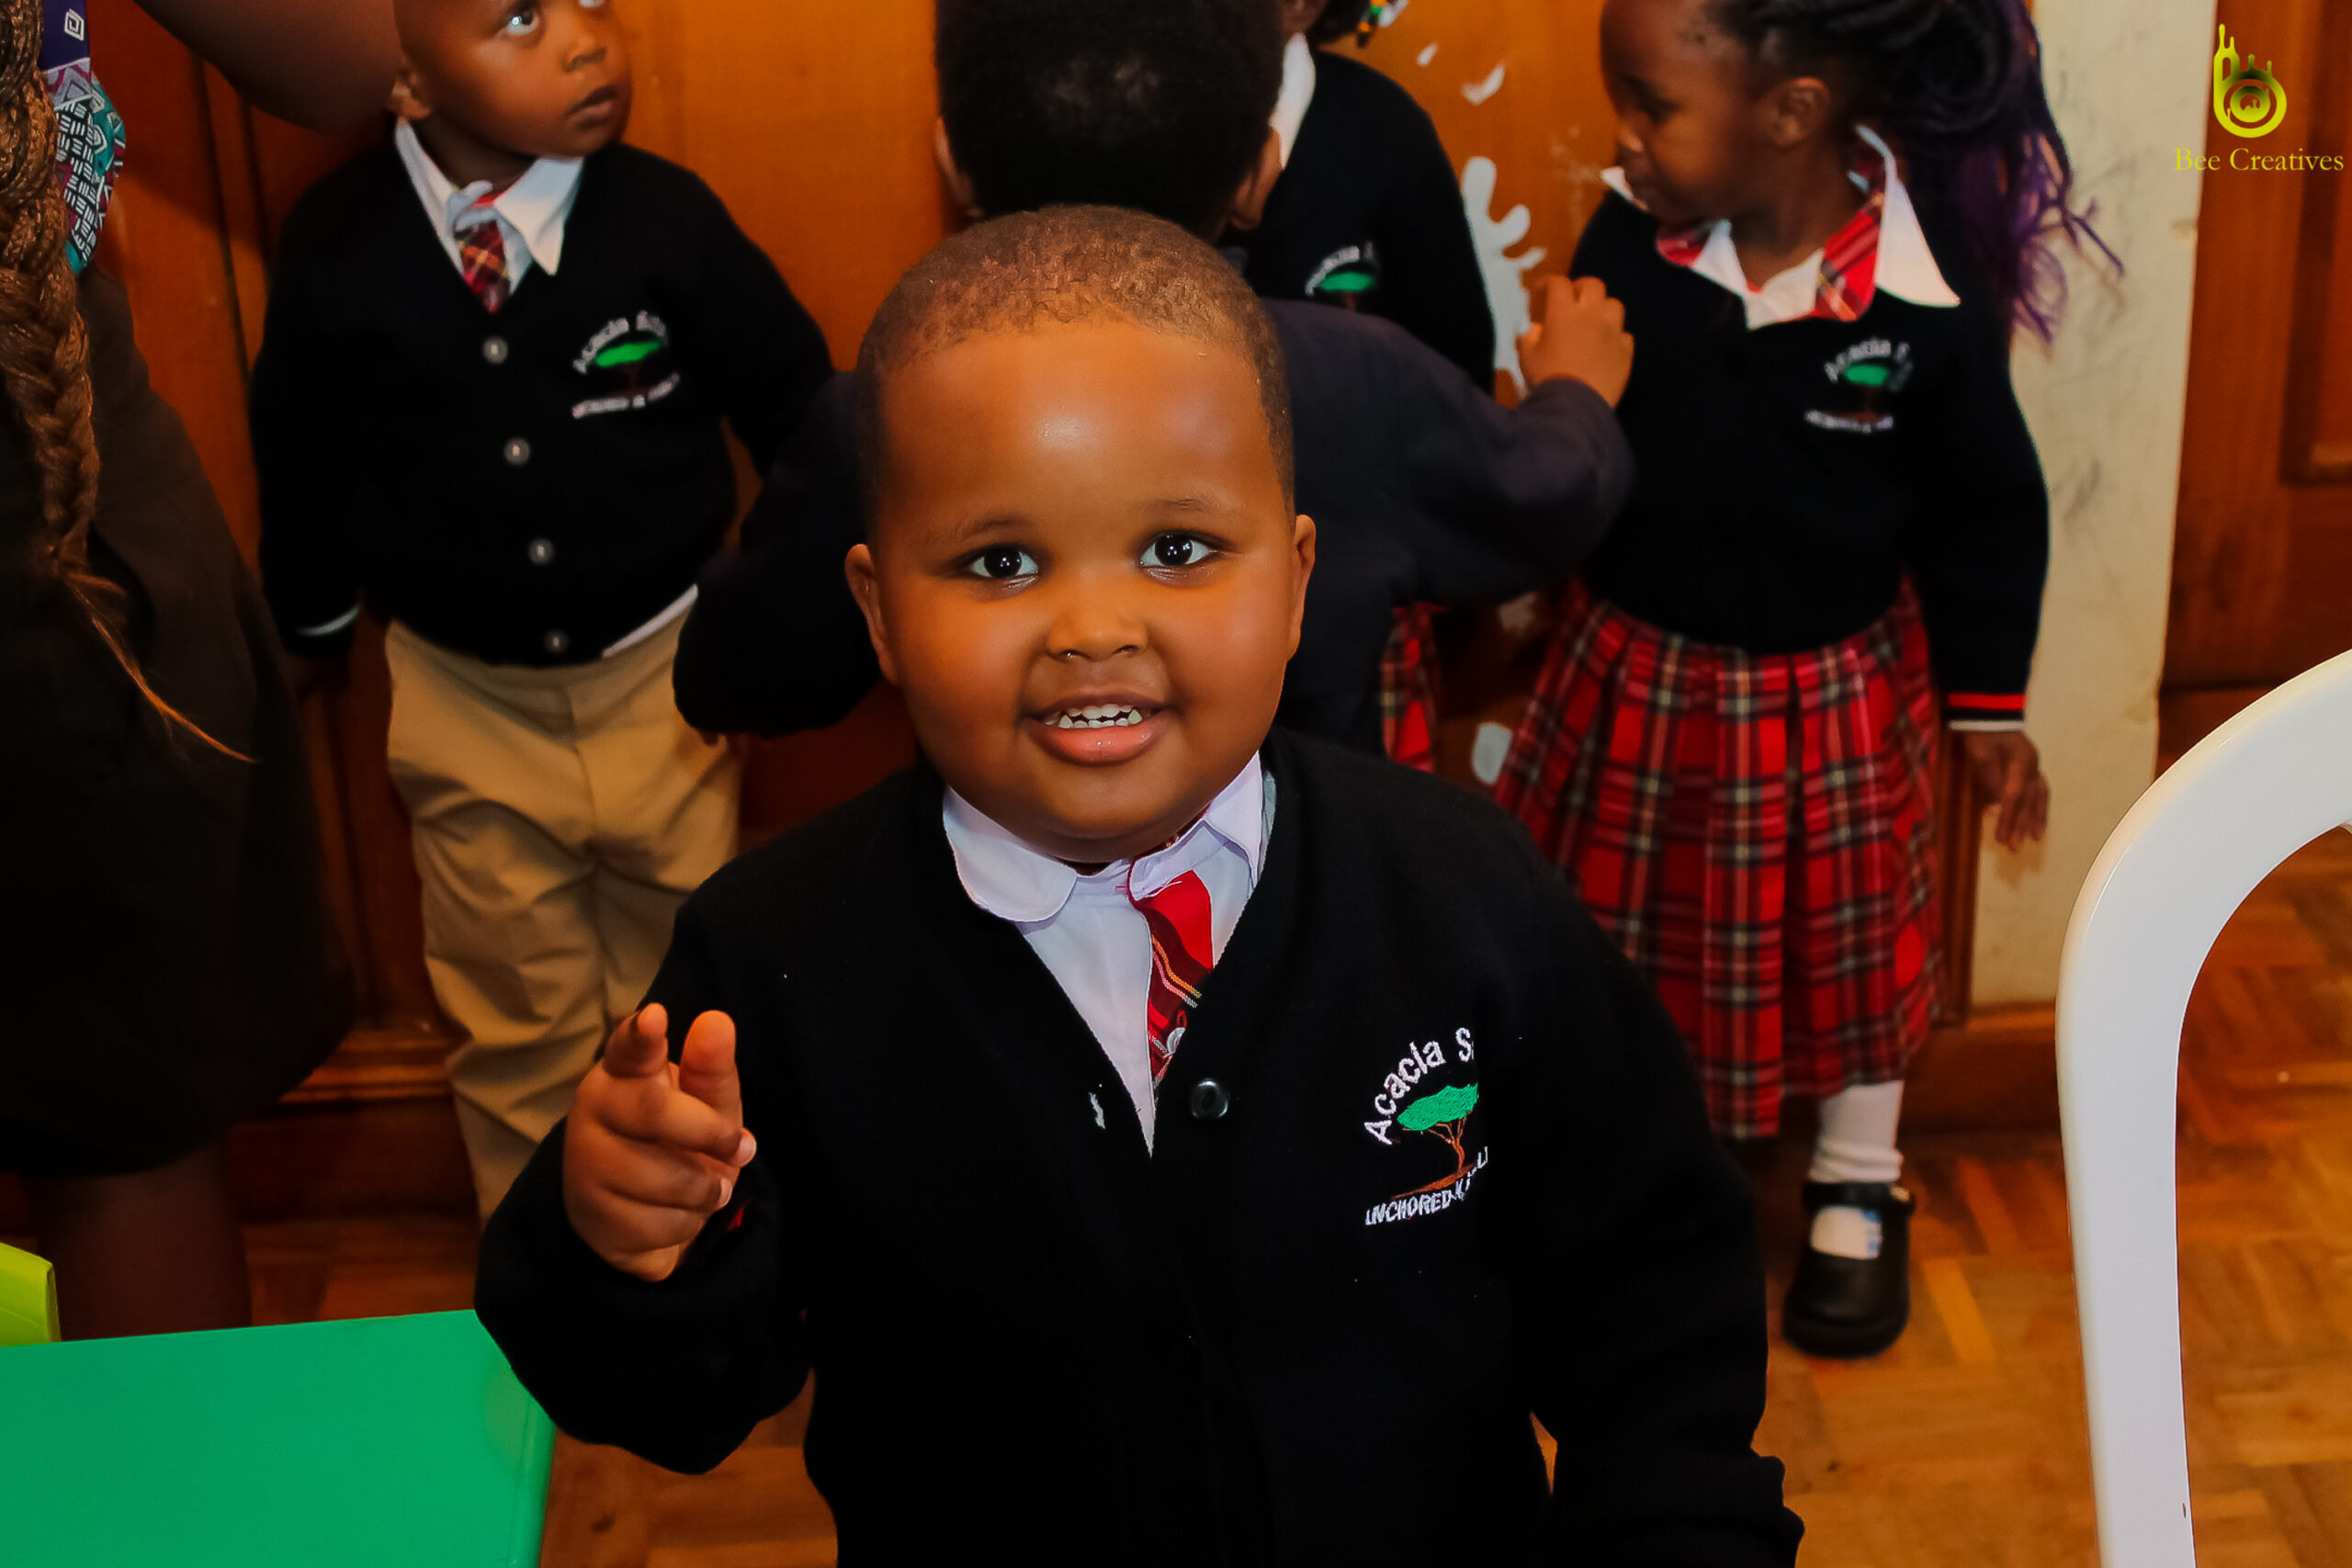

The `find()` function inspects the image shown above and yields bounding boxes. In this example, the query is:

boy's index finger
[601,1005,673,1080]
[677,1010,745,1134]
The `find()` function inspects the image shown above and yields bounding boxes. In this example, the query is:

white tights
[1806,1080,1905,1258]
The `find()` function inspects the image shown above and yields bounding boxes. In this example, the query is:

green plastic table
[0,1310,553,1567]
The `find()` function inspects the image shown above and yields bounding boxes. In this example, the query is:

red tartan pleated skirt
[1379,604,1442,772]
[1494,584,1942,1138]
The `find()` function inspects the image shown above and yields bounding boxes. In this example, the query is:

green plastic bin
[0,1310,553,1566]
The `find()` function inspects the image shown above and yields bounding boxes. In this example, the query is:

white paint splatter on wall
[1461,156,1546,393]
[1416,42,1437,66]
[1462,62,1506,105]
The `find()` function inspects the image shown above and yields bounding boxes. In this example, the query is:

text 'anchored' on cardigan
[477,729,1803,1566]
[251,141,832,669]
[1571,190,2050,731]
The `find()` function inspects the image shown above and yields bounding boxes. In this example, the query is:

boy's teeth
[1053,705,1145,729]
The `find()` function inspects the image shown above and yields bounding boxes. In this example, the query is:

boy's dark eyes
[967,545,1039,581]
[958,534,1213,581]
[1140,533,1211,570]
[503,3,542,36]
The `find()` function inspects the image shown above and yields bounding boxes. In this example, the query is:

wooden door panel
[87,0,259,559]
[1351,1,1613,390]
[2167,0,2352,694]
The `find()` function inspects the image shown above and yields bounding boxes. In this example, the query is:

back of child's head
[933,0,1283,234]
[855,204,1293,519]
[1707,0,2105,341]
[1304,3,1373,46]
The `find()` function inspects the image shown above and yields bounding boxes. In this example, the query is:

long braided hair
[1,0,226,749]
[1713,0,2115,343]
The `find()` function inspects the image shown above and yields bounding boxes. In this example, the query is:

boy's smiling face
[848,321,1313,865]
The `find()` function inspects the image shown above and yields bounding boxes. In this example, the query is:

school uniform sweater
[251,141,831,668]
[1236,46,1496,389]
[1571,190,2048,727]
[673,301,1632,751]
[476,730,1801,1566]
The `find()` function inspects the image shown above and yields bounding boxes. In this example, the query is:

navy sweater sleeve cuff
[1517,376,1637,515]
[476,1121,797,1473]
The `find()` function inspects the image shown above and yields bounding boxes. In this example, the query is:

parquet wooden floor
[57,831,2352,1566]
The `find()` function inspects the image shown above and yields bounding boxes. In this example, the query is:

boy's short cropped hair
[933,0,1283,235]
[854,205,1295,517]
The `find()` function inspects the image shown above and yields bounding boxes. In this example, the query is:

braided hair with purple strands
[1711,0,2115,342]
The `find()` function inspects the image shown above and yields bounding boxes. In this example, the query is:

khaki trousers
[384,615,740,1215]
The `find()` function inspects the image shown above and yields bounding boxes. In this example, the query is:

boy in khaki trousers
[253,0,831,1211]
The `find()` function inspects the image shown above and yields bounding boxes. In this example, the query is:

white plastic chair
[2056,647,2352,1567]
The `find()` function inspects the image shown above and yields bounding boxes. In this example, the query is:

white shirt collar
[944,756,1271,926]
[393,118,583,281]
[1272,32,1317,170]
[1602,126,1959,329]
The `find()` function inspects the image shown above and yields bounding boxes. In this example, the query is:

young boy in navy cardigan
[249,0,831,1213]
[477,207,1801,1567]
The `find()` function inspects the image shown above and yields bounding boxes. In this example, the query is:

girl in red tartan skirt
[1497,0,2109,1356]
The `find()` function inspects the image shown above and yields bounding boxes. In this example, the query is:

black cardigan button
[1188,1078,1230,1122]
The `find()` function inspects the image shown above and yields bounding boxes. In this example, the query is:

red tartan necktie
[455,197,511,313]
[1129,869,1214,1085]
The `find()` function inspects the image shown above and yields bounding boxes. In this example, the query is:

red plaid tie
[456,197,511,313]
[1129,870,1214,1085]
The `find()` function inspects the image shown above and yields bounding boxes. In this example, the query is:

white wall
[1969,0,2213,1005]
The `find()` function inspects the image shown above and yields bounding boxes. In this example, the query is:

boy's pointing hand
[562,1004,757,1282]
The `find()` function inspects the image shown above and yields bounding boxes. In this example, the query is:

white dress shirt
[1602,128,1961,331]
[944,758,1274,1149]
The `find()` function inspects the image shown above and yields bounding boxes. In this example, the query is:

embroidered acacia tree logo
[594,330,667,392]
[1394,1081,1479,1198]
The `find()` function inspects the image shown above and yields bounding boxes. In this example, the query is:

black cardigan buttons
[1187,1078,1231,1122]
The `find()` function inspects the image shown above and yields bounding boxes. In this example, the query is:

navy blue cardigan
[478,731,1798,1565]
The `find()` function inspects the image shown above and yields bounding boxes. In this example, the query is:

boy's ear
[1225,130,1285,233]
[844,542,903,687]
[1763,74,1835,150]
[1285,513,1317,658]
[932,118,984,221]
[388,56,434,122]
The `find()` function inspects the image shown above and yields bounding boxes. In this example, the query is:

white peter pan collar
[1603,126,1960,329]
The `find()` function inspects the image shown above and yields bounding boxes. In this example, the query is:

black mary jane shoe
[1781,1180,1917,1359]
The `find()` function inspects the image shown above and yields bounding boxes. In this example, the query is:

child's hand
[1517,276,1634,406]
[1960,730,2051,852]
[561,1004,757,1283]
